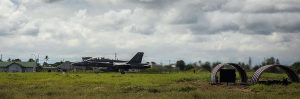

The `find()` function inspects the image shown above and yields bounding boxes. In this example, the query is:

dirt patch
[121,85,144,93]
[176,78,198,82]
[178,86,197,92]
[147,88,160,93]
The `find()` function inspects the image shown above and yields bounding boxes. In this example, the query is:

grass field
[0,72,299,99]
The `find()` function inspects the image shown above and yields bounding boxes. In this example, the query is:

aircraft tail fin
[127,52,144,64]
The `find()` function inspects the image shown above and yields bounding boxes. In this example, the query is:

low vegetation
[0,71,299,99]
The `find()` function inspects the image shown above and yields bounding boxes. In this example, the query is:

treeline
[173,57,300,74]
[0,58,31,62]
[174,60,250,72]
[1,56,300,74]
[0,56,64,66]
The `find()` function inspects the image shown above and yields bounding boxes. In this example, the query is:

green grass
[0,72,299,99]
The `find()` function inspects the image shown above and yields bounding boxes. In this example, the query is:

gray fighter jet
[72,52,150,72]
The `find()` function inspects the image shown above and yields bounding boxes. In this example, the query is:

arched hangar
[251,64,299,83]
[211,63,248,84]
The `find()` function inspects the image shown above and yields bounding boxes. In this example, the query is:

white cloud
[0,0,299,65]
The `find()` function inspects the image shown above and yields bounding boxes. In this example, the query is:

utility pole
[0,54,2,61]
[115,53,117,60]
[37,54,39,63]
[31,54,37,72]
[32,53,40,72]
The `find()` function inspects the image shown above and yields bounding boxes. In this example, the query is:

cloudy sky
[0,0,300,65]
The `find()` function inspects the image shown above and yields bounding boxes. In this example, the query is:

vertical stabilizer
[127,52,144,64]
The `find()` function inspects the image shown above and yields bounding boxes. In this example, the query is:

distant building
[57,61,75,71]
[42,66,58,72]
[0,62,36,72]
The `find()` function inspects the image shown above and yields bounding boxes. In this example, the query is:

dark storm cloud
[127,0,179,9]
[43,0,299,35]
[44,0,63,3]
[161,0,300,35]
[1,0,300,65]
[0,15,40,36]
[188,14,300,35]
[236,13,300,34]
[220,0,300,13]
[0,24,39,36]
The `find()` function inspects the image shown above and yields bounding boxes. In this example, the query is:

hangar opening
[211,63,248,85]
[251,64,299,85]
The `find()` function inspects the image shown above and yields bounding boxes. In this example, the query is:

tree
[35,65,43,72]
[248,57,252,67]
[198,61,202,66]
[52,61,64,67]
[28,58,35,62]
[275,58,280,65]
[212,61,221,69]
[176,60,186,71]
[12,59,21,62]
[238,62,250,71]
[263,57,280,73]
[252,65,261,71]
[45,55,49,63]
[291,62,300,74]
[185,64,194,70]
[265,57,275,65]
[0,54,2,62]
[151,61,157,65]
[201,61,211,72]
[43,62,48,66]
[7,58,11,62]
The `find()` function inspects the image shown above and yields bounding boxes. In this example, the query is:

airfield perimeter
[0,71,299,99]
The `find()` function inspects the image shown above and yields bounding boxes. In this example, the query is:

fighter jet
[112,52,150,71]
[72,52,150,72]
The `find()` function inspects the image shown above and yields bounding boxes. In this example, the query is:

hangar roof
[0,62,36,68]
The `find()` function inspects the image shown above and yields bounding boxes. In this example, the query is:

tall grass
[0,72,299,99]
